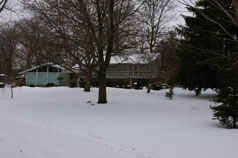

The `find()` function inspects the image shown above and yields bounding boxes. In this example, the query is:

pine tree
[165,87,174,100]
[177,0,238,91]
[178,0,238,127]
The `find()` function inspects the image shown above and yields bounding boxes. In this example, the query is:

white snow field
[0,87,237,158]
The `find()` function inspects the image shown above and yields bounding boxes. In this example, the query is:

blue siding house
[20,63,67,86]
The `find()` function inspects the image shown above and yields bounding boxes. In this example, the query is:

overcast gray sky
[0,0,27,23]
[0,0,193,27]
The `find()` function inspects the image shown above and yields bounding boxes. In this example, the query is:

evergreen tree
[178,0,238,128]
[165,87,174,100]
[177,0,238,91]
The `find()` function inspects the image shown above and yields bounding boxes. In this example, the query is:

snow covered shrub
[165,87,174,99]
[210,87,238,128]
[151,83,163,90]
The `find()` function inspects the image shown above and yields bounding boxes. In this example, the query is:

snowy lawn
[0,87,237,158]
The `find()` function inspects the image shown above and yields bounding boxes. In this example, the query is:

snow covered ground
[0,87,237,158]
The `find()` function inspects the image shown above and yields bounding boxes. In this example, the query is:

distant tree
[0,22,20,99]
[158,31,179,86]
[0,23,18,74]
[138,0,176,93]
[15,18,50,69]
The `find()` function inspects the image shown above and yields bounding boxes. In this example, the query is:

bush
[133,81,143,90]
[15,80,25,87]
[57,76,64,81]
[165,87,174,99]
[47,83,55,87]
[152,83,163,90]
[0,82,5,88]
[69,79,77,88]
[30,84,36,87]
[162,83,169,89]
[151,83,170,91]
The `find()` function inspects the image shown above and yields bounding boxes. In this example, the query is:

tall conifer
[177,0,237,91]
[178,0,238,128]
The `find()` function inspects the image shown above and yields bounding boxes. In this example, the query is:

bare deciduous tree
[93,0,144,103]
[24,0,144,103]
[0,23,18,74]
[0,22,19,99]
[138,0,176,93]
[15,18,49,69]
[23,0,98,92]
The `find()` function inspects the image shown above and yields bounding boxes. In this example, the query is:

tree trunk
[11,81,13,99]
[195,88,202,96]
[84,70,91,92]
[147,79,151,93]
[98,72,107,104]
[147,84,151,93]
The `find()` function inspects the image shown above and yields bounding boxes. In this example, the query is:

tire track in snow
[0,115,158,158]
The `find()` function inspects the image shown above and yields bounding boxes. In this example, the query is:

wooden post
[77,77,80,87]
[25,73,28,85]
[47,65,49,84]
[11,81,13,99]
[36,68,38,85]
[58,68,60,85]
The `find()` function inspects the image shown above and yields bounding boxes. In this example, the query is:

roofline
[19,63,64,74]
[109,63,148,65]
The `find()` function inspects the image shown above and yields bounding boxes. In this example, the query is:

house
[20,58,162,87]
[19,63,70,86]
[105,63,162,87]
[75,59,162,87]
